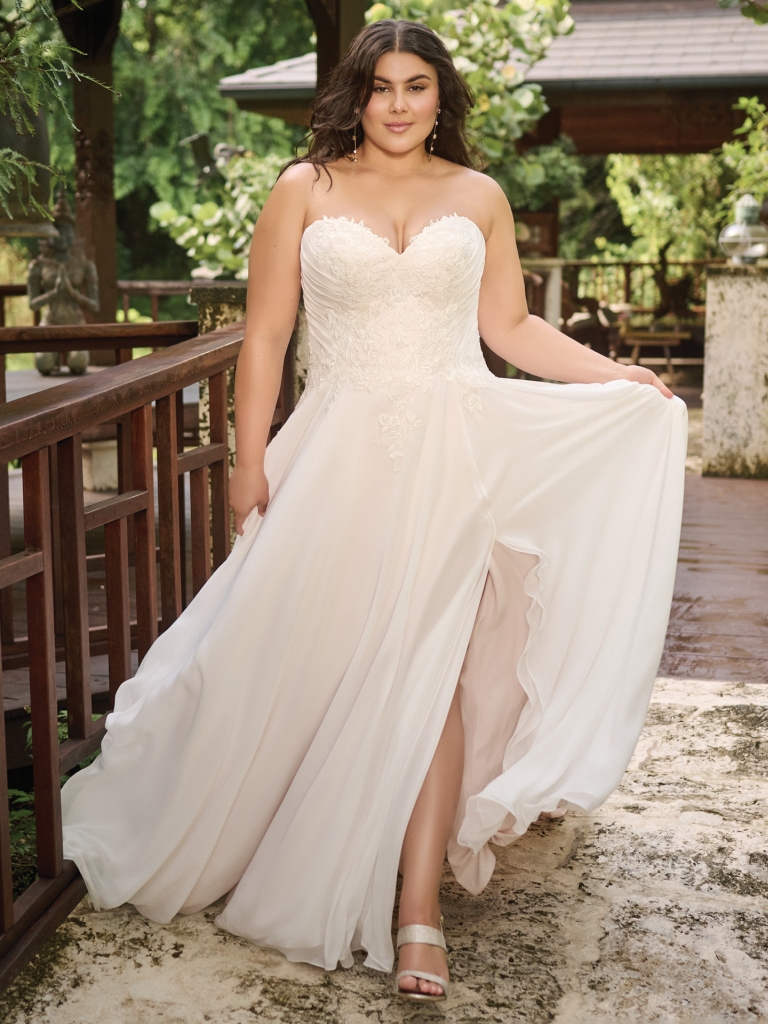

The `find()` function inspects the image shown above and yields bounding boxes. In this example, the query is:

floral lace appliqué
[301,215,492,469]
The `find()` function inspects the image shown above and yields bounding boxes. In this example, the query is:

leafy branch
[0,0,108,221]
[717,0,768,25]
[720,96,768,206]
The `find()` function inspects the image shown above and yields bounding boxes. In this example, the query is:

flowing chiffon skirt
[62,371,687,972]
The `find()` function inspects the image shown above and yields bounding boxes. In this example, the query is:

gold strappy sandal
[395,916,449,1003]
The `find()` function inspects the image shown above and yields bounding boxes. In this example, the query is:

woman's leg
[397,685,464,996]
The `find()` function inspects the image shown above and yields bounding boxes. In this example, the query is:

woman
[62,20,687,1004]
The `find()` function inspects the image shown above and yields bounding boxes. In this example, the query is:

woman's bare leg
[397,686,464,996]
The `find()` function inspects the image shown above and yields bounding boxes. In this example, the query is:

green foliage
[0,1,78,135]
[558,156,633,260]
[0,1,82,218]
[0,146,46,217]
[718,0,768,24]
[496,135,583,212]
[367,0,581,210]
[108,0,313,214]
[721,96,768,205]
[34,0,314,278]
[150,152,284,279]
[7,788,36,898]
[8,708,100,899]
[603,154,732,262]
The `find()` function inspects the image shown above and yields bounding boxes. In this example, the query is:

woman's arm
[477,182,672,398]
[229,166,310,534]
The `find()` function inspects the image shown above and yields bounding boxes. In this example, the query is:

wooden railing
[1,281,196,328]
[117,281,195,322]
[562,258,724,312]
[0,321,200,667]
[0,319,293,987]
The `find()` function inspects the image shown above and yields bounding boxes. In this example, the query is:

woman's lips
[385,122,413,133]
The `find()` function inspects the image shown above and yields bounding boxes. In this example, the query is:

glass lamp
[718,193,768,264]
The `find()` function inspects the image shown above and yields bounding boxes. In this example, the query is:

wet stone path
[1,465,766,1023]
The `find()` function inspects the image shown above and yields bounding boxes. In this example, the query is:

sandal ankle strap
[396,924,446,951]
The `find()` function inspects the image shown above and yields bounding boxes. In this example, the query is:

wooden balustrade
[561,258,724,311]
[0,318,292,987]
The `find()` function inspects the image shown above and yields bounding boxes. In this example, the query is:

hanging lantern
[718,194,768,265]
[0,107,58,239]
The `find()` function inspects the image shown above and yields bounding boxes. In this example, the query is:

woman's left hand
[620,364,674,399]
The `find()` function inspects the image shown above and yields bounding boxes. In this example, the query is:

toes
[417,978,443,996]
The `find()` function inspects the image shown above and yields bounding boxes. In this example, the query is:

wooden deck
[660,472,768,682]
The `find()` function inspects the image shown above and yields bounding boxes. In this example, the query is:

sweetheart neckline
[302,213,485,257]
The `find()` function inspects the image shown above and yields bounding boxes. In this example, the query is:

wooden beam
[56,0,122,333]
[305,0,367,87]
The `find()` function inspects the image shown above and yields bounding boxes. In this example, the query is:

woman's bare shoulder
[268,162,317,204]
[436,163,511,234]
[451,166,508,206]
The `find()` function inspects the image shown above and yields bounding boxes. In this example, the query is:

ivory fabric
[62,215,687,972]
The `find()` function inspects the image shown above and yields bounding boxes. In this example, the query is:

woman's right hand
[229,464,270,535]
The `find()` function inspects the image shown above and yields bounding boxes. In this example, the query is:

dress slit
[449,540,539,894]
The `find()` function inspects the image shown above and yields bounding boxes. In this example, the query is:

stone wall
[703,266,768,478]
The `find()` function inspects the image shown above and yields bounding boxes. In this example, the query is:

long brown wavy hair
[282,20,480,178]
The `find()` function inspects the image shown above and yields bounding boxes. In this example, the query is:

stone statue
[28,188,98,375]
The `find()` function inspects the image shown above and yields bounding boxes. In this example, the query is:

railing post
[189,466,211,596]
[104,517,131,704]
[208,371,230,569]
[0,352,13,645]
[175,390,187,608]
[22,447,63,880]
[47,445,66,644]
[131,404,158,662]
[57,434,92,740]
[0,656,14,931]
[156,393,182,630]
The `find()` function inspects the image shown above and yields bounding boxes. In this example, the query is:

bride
[62,19,686,1004]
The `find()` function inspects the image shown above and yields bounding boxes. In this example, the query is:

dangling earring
[428,108,440,161]
[353,123,358,162]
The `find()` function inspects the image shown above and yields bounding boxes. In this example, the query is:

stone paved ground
[1,432,766,1024]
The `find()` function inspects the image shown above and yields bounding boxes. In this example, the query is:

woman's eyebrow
[373,74,432,84]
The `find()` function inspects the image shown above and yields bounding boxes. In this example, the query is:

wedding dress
[62,214,687,972]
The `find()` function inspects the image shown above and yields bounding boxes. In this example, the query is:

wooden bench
[618,329,690,377]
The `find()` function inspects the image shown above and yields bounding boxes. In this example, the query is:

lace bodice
[300,214,492,466]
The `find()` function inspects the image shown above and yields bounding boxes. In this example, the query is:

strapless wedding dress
[62,215,687,972]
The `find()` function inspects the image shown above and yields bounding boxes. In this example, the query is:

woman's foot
[396,911,449,998]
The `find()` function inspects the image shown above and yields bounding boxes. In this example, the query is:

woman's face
[360,51,440,157]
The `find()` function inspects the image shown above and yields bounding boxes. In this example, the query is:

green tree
[602,154,732,262]
[720,96,768,205]
[35,0,314,280]
[110,0,313,212]
[150,151,284,279]
[0,0,83,219]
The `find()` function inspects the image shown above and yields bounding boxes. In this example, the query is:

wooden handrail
[117,280,195,295]
[0,320,198,353]
[0,322,244,463]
